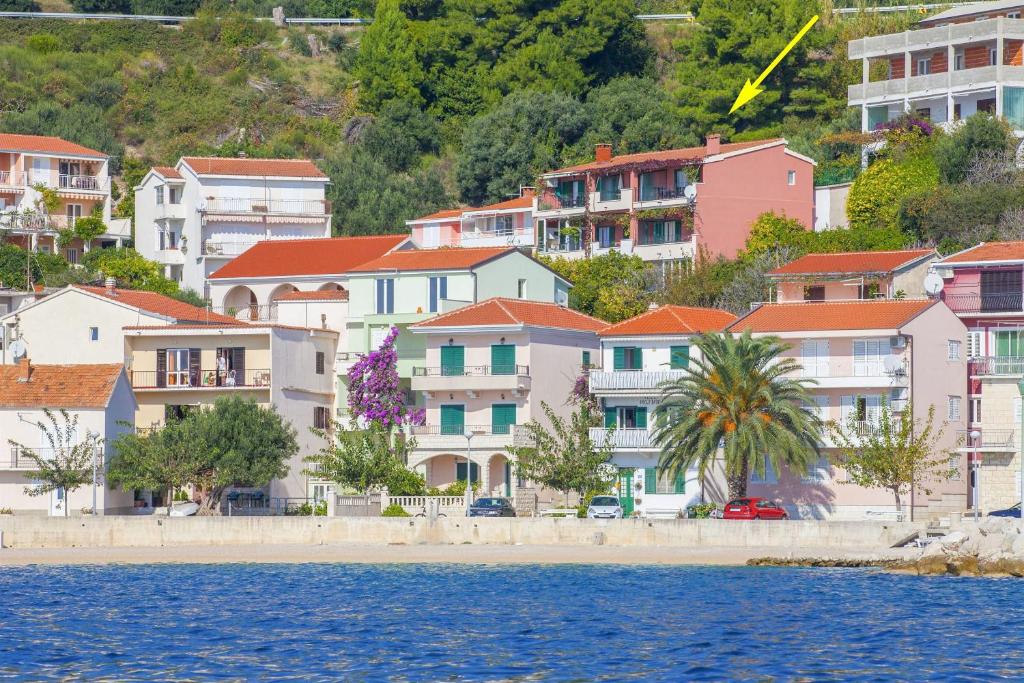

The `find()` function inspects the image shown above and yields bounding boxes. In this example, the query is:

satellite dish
[923,273,944,296]
[9,339,26,360]
[683,185,697,201]
[883,354,904,374]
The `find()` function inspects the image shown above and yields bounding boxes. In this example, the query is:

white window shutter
[1015,397,1022,423]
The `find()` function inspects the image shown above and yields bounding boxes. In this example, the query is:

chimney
[105,277,117,296]
[520,186,537,199]
[595,144,613,163]
[648,302,659,311]
[17,357,30,383]
[706,134,721,155]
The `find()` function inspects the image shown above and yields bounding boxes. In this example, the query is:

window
[66,203,82,227]
[597,225,614,249]
[314,406,331,430]
[89,327,98,342]
[456,461,480,483]
[490,344,516,375]
[967,331,983,358]
[315,351,325,375]
[669,345,689,370]
[155,185,164,205]
[517,279,527,299]
[164,348,191,387]
[440,404,465,435]
[801,457,831,484]
[65,248,78,265]
[582,350,591,369]
[801,340,829,377]
[637,221,685,246]
[948,340,961,361]
[853,339,885,376]
[787,170,796,186]
[803,285,825,301]
[613,346,642,371]
[428,276,448,313]
[750,459,777,485]
[842,394,880,426]
[948,396,962,421]
[954,51,965,70]
[990,47,998,66]
[491,403,516,435]
[169,187,182,204]
[916,58,930,75]
[1010,11,1021,19]
[644,467,685,494]
[605,406,647,429]
[969,397,982,425]
[375,278,395,314]
[440,345,465,376]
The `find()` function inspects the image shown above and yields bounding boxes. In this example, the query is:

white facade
[134,159,332,296]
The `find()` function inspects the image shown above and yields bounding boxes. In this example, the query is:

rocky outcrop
[894,518,1024,577]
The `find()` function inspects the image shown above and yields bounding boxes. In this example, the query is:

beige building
[769,249,938,303]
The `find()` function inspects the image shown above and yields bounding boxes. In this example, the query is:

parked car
[988,503,1022,518]
[722,498,789,520]
[586,496,623,519]
[468,497,517,517]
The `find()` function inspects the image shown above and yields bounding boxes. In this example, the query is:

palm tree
[652,331,824,500]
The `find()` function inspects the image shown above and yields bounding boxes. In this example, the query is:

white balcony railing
[201,198,330,215]
[0,171,24,187]
[588,427,653,449]
[58,174,106,192]
[588,370,686,392]
[202,240,260,257]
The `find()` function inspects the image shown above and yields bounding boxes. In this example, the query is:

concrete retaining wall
[0,516,923,550]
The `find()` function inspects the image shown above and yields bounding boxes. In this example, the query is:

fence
[130,368,271,389]
[385,495,467,516]
[334,494,381,517]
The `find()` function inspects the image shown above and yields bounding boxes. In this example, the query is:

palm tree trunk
[727,457,748,500]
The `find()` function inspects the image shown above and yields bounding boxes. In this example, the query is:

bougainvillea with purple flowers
[347,326,425,428]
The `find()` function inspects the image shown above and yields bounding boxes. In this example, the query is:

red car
[723,497,789,520]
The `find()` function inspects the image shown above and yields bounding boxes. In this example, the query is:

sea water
[0,563,1021,681]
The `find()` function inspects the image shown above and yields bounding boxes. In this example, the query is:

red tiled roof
[469,196,533,212]
[546,139,784,175]
[728,299,935,333]
[0,362,124,409]
[152,166,183,179]
[209,235,408,279]
[274,289,349,301]
[75,285,240,324]
[349,246,514,273]
[769,249,935,277]
[413,209,464,222]
[180,157,327,178]
[412,298,607,331]
[941,241,1024,264]
[0,133,106,158]
[599,305,736,337]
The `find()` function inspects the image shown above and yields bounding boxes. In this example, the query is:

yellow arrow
[729,15,819,115]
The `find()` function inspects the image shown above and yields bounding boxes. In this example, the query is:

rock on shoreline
[891,518,1024,577]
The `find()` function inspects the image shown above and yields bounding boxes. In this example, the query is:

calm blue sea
[0,563,1021,681]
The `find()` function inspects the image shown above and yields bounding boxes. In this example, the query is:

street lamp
[970,429,981,521]
[464,429,476,516]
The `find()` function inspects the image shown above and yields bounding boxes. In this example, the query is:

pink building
[937,241,1024,512]
[769,249,937,302]
[406,190,535,250]
[728,299,968,520]
[534,135,816,265]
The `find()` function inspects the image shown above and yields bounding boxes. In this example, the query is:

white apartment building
[134,157,332,296]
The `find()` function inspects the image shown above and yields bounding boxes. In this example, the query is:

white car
[587,495,623,519]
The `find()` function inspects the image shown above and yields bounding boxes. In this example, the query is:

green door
[618,468,635,517]
[490,344,516,375]
[440,346,465,376]
[440,404,465,435]
[491,403,516,435]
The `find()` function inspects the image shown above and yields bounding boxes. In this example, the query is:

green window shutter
[644,467,657,494]
[674,470,686,494]
[613,347,626,370]
[440,346,464,376]
[582,350,591,368]
[440,405,465,435]
[633,347,643,370]
[635,407,647,429]
[604,407,616,428]
[491,403,516,434]
[490,344,515,375]
[670,345,690,369]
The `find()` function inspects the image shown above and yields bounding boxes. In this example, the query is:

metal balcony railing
[412,365,529,377]
[7,446,52,469]
[409,424,529,438]
[202,240,260,256]
[944,292,1024,314]
[958,429,1015,450]
[201,198,331,215]
[969,356,1024,376]
[58,174,105,191]
[0,170,24,186]
[639,186,689,202]
[538,194,586,211]
[130,368,271,389]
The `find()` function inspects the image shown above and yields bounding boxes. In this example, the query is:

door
[490,344,515,375]
[423,223,440,248]
[491,403,516,435]
[50,487,65,516]
[617,469,635,517]
[440,404,465,435]
[31,157,49,186]
[66,203,82,228]
[441,345,465,376]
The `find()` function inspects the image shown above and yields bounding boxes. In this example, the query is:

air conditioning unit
[890,335,907,349]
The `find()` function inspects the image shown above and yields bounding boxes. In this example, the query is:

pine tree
[354,0,424,112]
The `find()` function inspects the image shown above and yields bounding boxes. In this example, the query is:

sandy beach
[0,543,913,566]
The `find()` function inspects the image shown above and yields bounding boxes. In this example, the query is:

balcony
[969,356,1024,377]
[5,446,52,470]
[155,247,185,265]
[411,365,531,394]
[130,368,271,390]
[958,429,1016,453]
[848,17,1024,61]
[210,303,278,323]
[409,424,531,450]
[155,202,186,221]
[591,187,632,213]
[0,170,25,189]
[635,185,693,209]
[202,240,260,258]
[588,370,686,394]
[536,193,586,216]
[458,227,535,249]
[588,427,653,449]
[58,174,107,193]
[200,198,331,217]
[944,292,1024,315]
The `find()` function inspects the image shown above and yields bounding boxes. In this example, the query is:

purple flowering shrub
[347,326,426,428]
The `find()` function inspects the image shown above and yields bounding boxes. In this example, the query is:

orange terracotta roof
[349,246,514,273]
[274,289,349,301]
[209,235,408,279]
[412,298,607,331]
[728,299,935,333]
[769,249,935,277]
[468,195,534,212]
[0,363,124,409]
[941,241,1024,264]
[599,305,736,337]
[547,139,784,176]
[74,285,240,324]
[413,209,464,222]
[0,133,106,158]
[123,323,338,334]
[152,166,183,180]
[180,157,327,178]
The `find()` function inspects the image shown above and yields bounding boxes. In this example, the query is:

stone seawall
[0,516,922,550]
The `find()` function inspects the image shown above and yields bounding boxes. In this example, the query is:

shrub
[934,113,1016,184]
[25,34,60,54]
[686,503,719,519]
[290,500,328,516]
[381,503,410,517]
[847,153,939,230]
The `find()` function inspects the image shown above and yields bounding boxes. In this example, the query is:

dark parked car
[989,503,1022,518]
[468,497,517,517]
[722,498,789,520]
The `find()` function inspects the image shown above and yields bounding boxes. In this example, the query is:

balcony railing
[211,304,278,322]
[201,198,330,215]
[538,194,586,211]
[958,429,1016,450]
[130,368,271,389]
[944,292,1024,314]
[969,356,1024,376]
[58,174,105,191]
[639,186,689,202]
[8,446,51,469]
[589,370,686,392]
[588,427,653,449]
[598,189,622,202]
[411,424,527,437]
[0,170,24,186]
[412,365,529,377]
[202,240,260,257]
